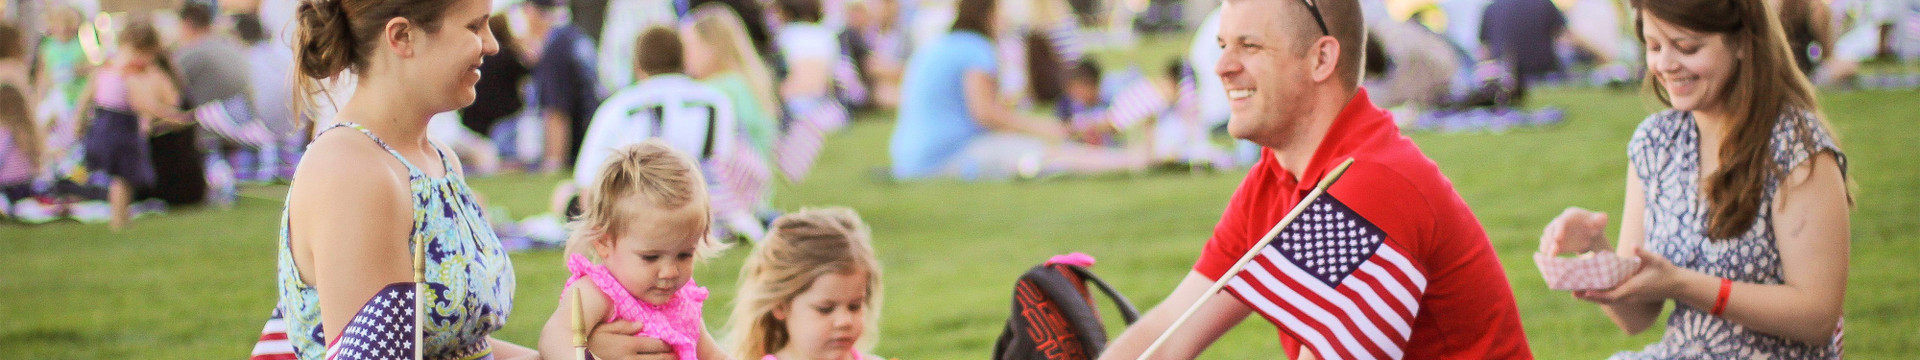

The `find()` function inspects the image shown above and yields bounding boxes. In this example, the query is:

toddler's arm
[694,321,733,360]
[539,283,612,360]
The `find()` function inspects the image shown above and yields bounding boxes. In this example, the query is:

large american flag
[1225,194,1427,360]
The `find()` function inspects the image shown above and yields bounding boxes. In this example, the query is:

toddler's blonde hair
[723,207,884,359]
[565,140,727,261]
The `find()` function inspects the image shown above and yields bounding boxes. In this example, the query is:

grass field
[4,37,1918,358]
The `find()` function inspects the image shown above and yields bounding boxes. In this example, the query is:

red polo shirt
[1193,89,1532,359]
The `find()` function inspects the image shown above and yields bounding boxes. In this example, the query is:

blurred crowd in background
[1,0,1916,234]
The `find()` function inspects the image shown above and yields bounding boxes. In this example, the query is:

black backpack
[993,260,1141,360]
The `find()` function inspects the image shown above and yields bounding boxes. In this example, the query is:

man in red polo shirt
[1099,0,1531,359]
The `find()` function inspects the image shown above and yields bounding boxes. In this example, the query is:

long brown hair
[1632,0,1842,240]
[1024,31,1066,104]
[689,4,783,120]
[0,22,22,60]
[0,85,40,170]
[723,207,884,360]
[951,0,996,35]
[291,0,461,122]
[116,16,166,62]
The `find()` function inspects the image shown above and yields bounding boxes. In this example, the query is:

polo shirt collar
[1278,87,1394,193]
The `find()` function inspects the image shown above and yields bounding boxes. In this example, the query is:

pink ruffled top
[566,253,709,360]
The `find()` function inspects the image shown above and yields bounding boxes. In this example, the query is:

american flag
[708,139,771,215]
[774,100,846,182]
[1108,80,1168,131]
[1225,194,1427,360]
[323,283,420,360]
[833,55,869,107]
[249,308,297,360]
[193,95,276,148]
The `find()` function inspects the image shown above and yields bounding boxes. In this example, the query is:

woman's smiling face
[1641,11,1739,115]
[408,0,498,113]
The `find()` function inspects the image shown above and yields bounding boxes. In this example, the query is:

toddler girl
[78,18,182,231]
[540,140,731,360]
[724,207,885,360]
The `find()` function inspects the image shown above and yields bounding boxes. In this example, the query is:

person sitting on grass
[771,0,844,125]
[1098,0,1533,358]
[560,25,764,241]
[888,0,1146,181]
[1056,59,1116,147]
[684,4,783,162]
[1539,0,1852,357]
[0,85,42,218]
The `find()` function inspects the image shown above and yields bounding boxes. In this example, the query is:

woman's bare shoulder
[287,127,411,224]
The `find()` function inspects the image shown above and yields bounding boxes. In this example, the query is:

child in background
[685,4,784,159]
[723,207,885,360]
[538,140,733,360]
[1,85,42,217]
[77,18,182,231]
[1055,59,1115,146]
[36,4,89,113]
[854,0,908,108]
[773,0,839,103]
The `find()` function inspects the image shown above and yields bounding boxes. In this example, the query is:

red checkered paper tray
[1533,251,1642,291]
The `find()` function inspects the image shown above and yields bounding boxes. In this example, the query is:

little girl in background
[77,17,182,231]
[33,5,90,153]
[724,207,886,360]
[1,85,42,216]
[36,4,90,113]
[539,140,733,360]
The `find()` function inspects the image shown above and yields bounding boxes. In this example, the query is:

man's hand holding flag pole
[1137,158,1357,360]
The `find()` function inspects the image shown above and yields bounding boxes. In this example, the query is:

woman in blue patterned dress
[276,0,535,358]
[1538,0,1851,358]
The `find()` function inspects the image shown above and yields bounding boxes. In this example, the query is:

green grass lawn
[5,43,1918,358]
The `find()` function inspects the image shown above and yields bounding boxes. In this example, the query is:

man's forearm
[1101,299,1182,360]
[1101,272,1250,360]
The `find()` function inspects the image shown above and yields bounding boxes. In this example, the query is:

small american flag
[192,95,275,148]
[833,55,869,107]
[1226,194,1427,360]
[1107,80,1168,131]
[774,100,846,182]
[708,140,770,215]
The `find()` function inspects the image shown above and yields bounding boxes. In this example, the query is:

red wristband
[1710,277,1732,317]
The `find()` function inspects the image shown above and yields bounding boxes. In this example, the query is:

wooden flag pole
[1136,158,1355,360]
[572,286,590,360]
[414,238,428,360]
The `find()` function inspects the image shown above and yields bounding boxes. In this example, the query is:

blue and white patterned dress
[275,123,516,359]
[1612,110,1846,359]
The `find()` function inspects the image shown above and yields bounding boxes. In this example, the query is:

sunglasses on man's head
[1302,0,1330,36]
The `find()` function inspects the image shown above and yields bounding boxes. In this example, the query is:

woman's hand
[585,320,678,360]
[1574,247,1682,305]
[1540,207,1611,255]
